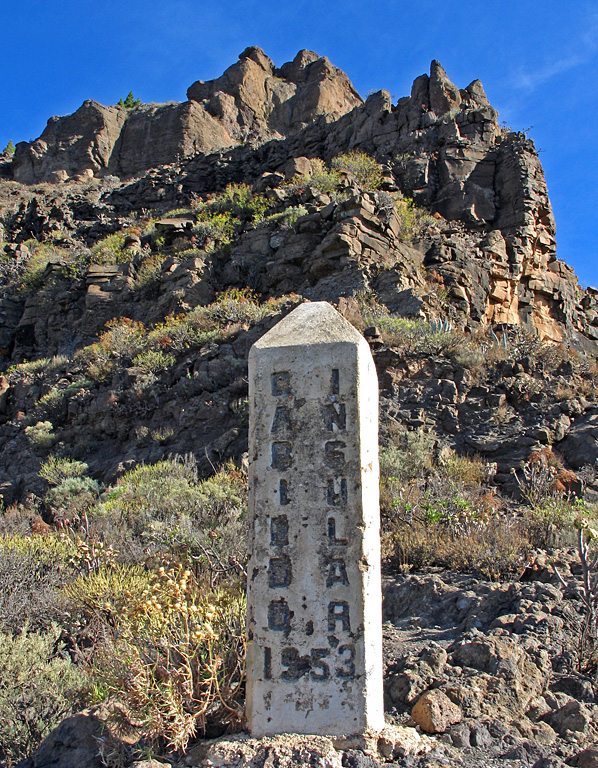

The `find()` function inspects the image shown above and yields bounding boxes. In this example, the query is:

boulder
[13,101,127,183]
[411,689,462,733]
[558,412,598,468]
[569,748,598,768]
[16,708,129,768]
[543,700,592,736]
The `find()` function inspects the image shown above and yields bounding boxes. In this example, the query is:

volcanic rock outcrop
[6,51,598,355]
[12,47,362,184]
[2,49,598,502]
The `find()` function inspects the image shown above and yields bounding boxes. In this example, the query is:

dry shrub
[69,563,245,752]
[514,447,579,509]
[383,516,529,581]
[380,445,527,580]
[0,624,90,766]
[0,534,76,633]
[442,451,489,488]
[553,519,598,676]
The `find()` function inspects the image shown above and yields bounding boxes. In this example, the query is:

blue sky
[2,0,597,287]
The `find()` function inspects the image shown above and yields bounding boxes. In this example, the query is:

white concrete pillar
[246,301,384,737]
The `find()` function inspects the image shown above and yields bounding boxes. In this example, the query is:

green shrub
[34,386,66,419]
[147,313,219,353]
[231,397,249,425]
[132,349,175,374]
[0,625,90,765]
[265,204,308,229]
[14,241,54,296]
[147,289,294,355]
[151,427,174,444]
[452,342,486,371]
[379,434,526,579]
[524,498,582,548]
[2,139,15,156]
[45,477,100,524]
[83,565,245,751]
[133,253,163,293]
[380,428,436,488]
[162,207,192,218]
[207,287,267,325]
[24,421,56,449]
[104,317,145,357]
[7,357,49,379]
[374,316,460,356]
[210,183,268,221]
[442,451,488,488]
[191,184,268,249]
[98,458,247,565]
[39,456,89,486]
[77,317,146,381]
[64,378,94,397]
[393,196,435,241]
[193,212,236,247]
[381,468,528,580]
[65,563,153,615]
[331,151,384,190]
[306,158,341,195]
[383,515,529,580]
[90,232,129,264]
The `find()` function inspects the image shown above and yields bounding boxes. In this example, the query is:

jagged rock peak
[13,47,363,184]
[404,60,494,118]
[186,47,363,141]
[239,45,274,71]
[429,59,462,114]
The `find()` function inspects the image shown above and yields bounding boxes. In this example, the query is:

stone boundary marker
[246,301,384,736]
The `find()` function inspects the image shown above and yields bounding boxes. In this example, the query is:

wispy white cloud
[514,54,585,91]
[513,9,598,92]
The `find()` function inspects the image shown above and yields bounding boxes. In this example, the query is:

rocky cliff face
[12,47,362,184]
[7,52,596,352]
[1,49,598,504]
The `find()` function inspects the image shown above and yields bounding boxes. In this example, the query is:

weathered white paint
[246,301,384,737]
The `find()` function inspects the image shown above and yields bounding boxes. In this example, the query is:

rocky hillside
[1,49,598,768]
[1,50,598,502]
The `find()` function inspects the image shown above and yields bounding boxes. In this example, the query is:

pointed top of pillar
[252,301,365,351]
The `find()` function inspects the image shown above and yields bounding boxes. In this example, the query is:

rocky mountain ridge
[2,49,598,768]
[4,49,596,357]
[1,50,598,503]
[11,47,362,184]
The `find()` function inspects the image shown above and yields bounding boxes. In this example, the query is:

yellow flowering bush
[70,563,245,752]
